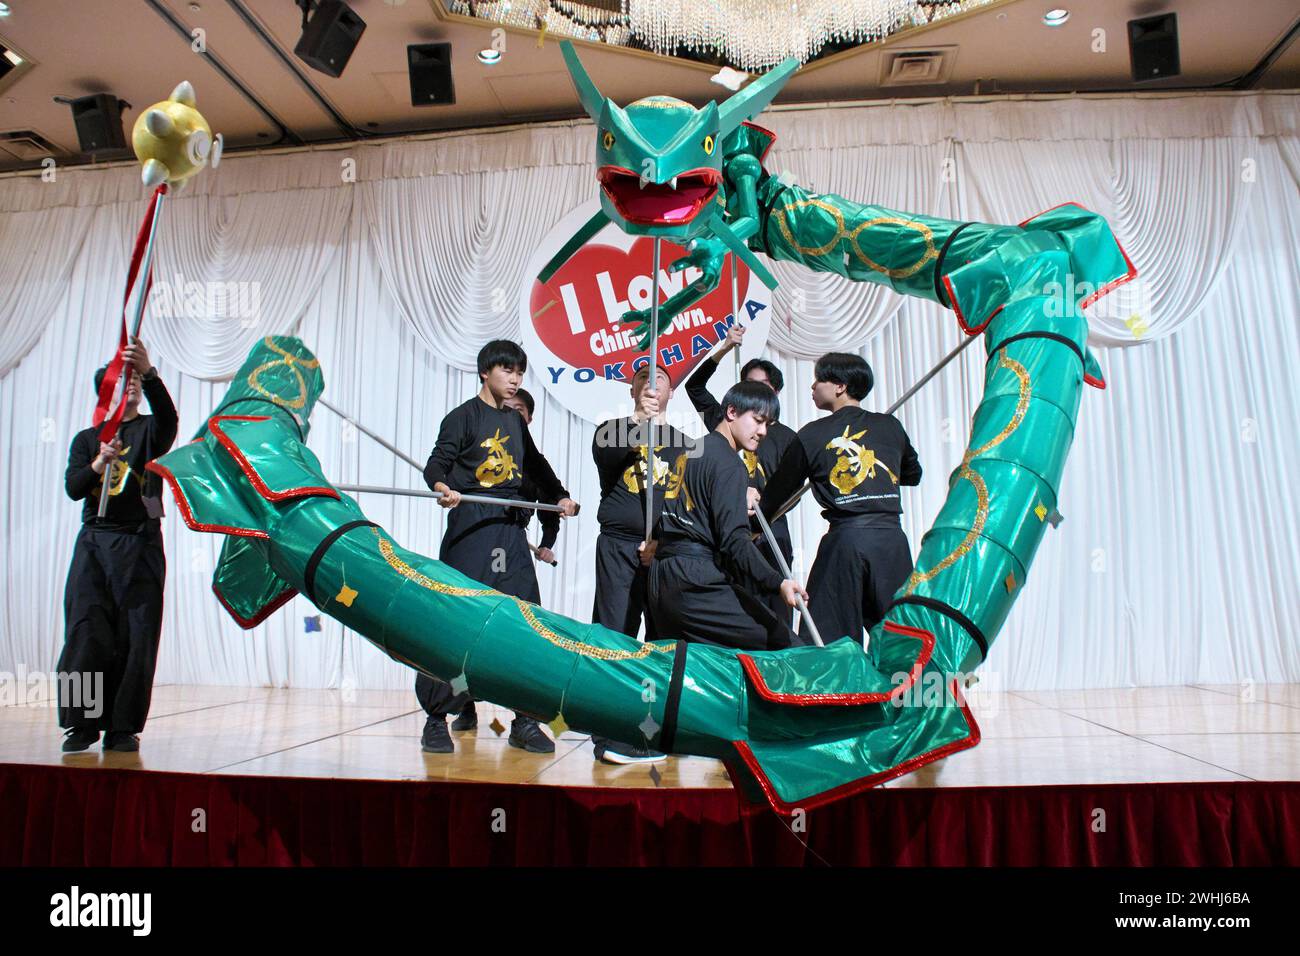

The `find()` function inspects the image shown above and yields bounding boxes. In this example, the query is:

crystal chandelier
[627,1,995,71]
[450,1,997,71]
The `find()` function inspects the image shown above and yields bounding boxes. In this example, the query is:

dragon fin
[538,208,610,283]
[710,215,779,291]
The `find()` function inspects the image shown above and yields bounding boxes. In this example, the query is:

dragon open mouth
[597,166,721,226]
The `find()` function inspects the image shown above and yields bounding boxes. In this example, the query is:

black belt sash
[987,331,1085,369]
[934,221,975,305]
[886,594,989,662]
[657,640,690,753]
[656,540,715,561]
[304,520,378,606]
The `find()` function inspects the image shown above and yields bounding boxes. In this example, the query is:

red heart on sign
[529,236,748,385]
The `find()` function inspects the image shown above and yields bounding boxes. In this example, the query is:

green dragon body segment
[149,44,1136,812]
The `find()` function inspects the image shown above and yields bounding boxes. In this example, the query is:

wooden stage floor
[3,681,1298,791]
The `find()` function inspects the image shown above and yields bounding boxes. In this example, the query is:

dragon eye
[602,130,615,150]
[702,134,715,155]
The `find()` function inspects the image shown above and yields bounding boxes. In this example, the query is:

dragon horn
[717,57,799,138]
[559,40,605,123]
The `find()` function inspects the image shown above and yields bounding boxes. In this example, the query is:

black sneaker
[103,732,139,753]
[508,717,555,754]
[593,736,667,765]
[62,728,99,752]
[420,716,453,754]
[450,703,478,732]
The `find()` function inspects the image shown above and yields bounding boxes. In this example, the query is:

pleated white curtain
[359,166,592,370]
[145,187,353,378]
[762,141,955,357]
[0,205,92,375]
[0,91,1296,692]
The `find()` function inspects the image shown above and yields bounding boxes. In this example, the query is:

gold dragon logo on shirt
[740,448,765,480]
[475,429,519,488]
[98,445,134,499]
[620,445,671,493]
[661,452,694,510]
[826,425,897,496]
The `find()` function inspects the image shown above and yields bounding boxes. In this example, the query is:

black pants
[804,521,913,646]
[416,502,540,719]
[57,524,166,734]
[755,517,795,631]
[591,532,658,640]
[647,546,805,652]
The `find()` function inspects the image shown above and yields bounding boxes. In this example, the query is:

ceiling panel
[0,0,1292,173]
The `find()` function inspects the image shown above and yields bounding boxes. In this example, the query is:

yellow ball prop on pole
[95,81,223,518]
[130,80,224,189]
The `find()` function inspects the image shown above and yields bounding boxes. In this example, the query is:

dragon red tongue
[620,182,712,222]
[601,170,718,225]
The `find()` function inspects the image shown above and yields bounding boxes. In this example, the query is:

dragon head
[560,40,797,239]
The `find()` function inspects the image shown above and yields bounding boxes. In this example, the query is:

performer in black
[418,341,578,755]
[761,352,922,647]
[645,381,808,651]
[439,387,563,738]
[59,338,178,753]
[682,323,797,625]
[504,388,560,568]
[589,363,694,763]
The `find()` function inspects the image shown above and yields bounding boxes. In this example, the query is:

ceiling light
[3,50,20,65]
[477,49,501,65]
[0,3,11,17]
[1043,9,1069,27]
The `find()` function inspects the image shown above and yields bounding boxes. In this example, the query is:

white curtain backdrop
[0,91,1295,692]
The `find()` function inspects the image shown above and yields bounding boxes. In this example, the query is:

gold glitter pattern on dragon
[247,337,319,411]
[904,353,1031,595]
[374,532,672,661]
[773,200,938,279]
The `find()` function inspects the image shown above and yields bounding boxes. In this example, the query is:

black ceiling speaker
[1128,13,1180,82]
[68,94,127,153]
[294,0,367,78]
[408,43,455,106]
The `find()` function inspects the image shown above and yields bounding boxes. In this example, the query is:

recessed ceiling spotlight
[477,49,501,65]
[0,3,12,18]
[1043,9,1070,27]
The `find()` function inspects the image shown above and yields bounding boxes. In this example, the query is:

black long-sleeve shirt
[65,374,178,530]
[592,416,696,539]
[683,356,798,492]
[762,405,921,527]
[423,396,569,503]
[513,474,560,550]
[656,431,784,594]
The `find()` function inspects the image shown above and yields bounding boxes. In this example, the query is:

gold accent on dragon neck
[904,352,1031,595]
[847,217,937,279]
[773,198,845,257]
[374,532,671,661]
[773,202,937,279]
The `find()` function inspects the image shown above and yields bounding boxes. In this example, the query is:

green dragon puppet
[149,44,1135,813]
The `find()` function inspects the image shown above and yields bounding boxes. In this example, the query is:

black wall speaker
[408,43,455,106]
[294,0,367,78]
[69,94,126,153]
[1128,13,1180,82]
